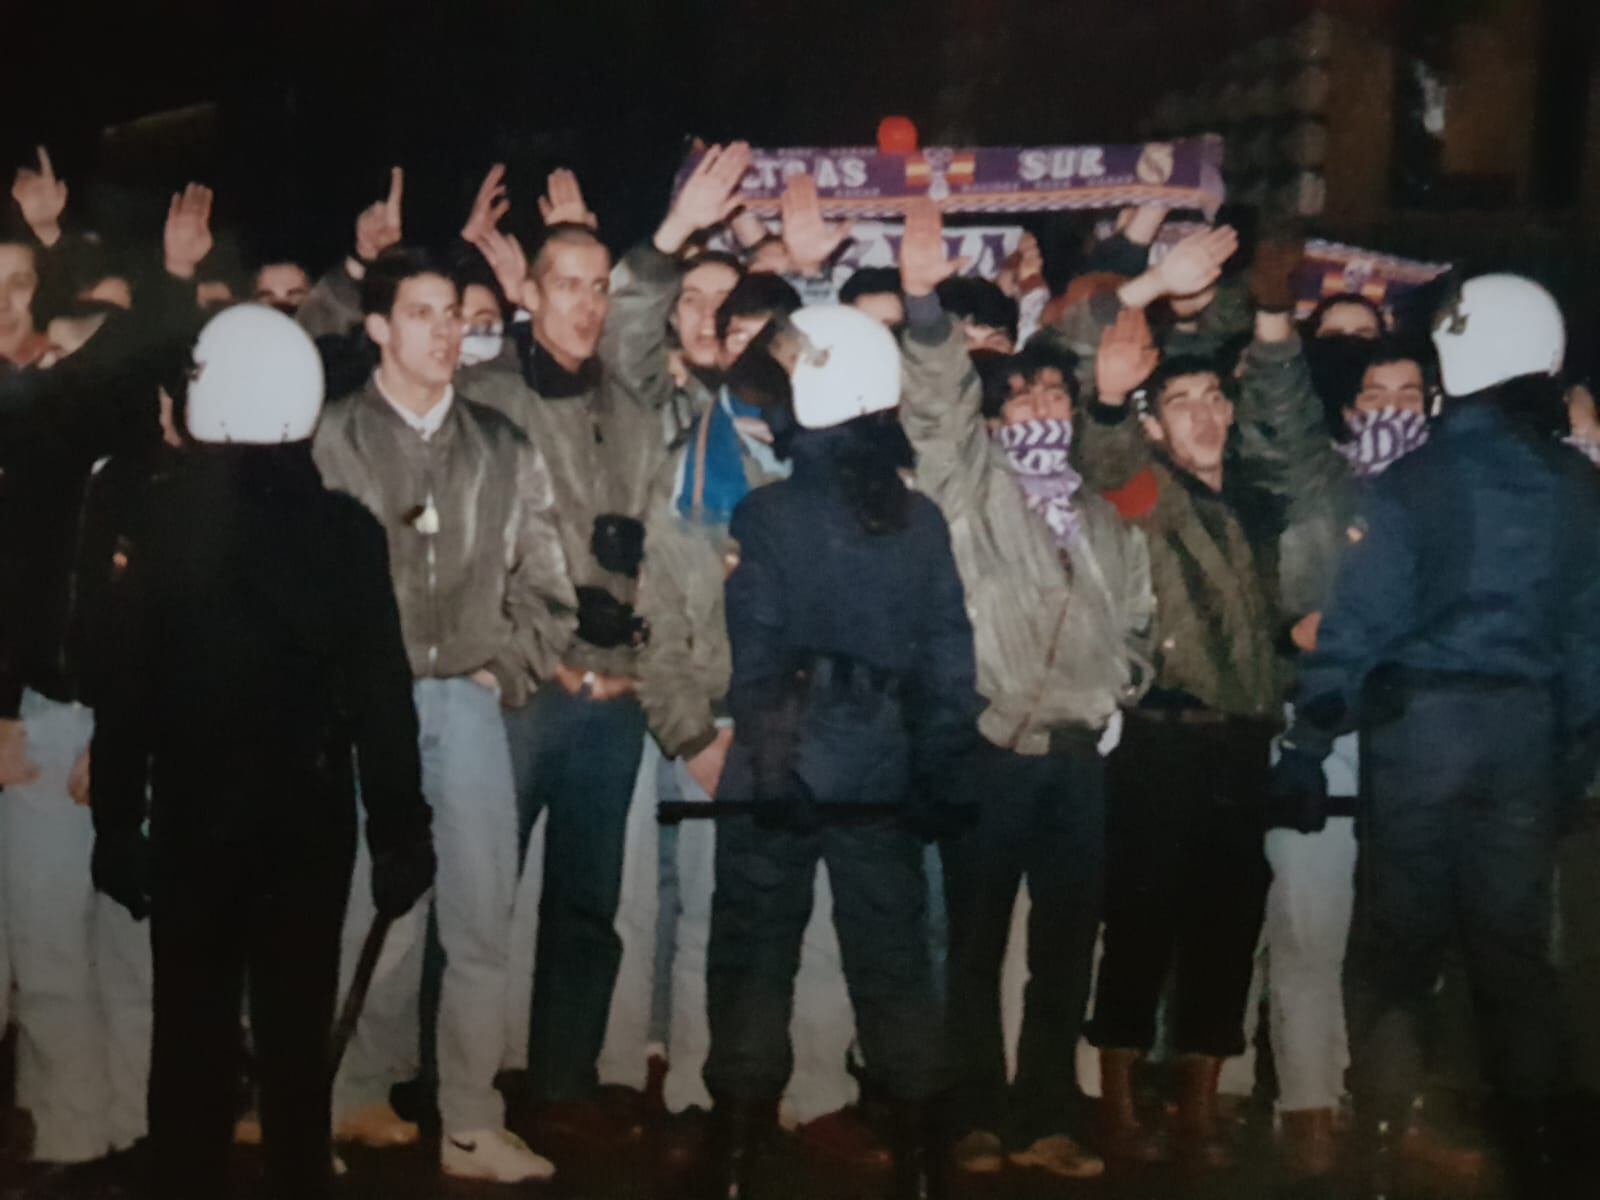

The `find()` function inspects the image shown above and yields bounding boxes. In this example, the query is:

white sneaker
[441,1128,556,1183]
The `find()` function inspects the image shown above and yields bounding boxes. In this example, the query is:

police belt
[1371,665,1546,696]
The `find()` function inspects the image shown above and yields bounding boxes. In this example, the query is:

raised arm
[897,199,996,513]
[299,167,404,340]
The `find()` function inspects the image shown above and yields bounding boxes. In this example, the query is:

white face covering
[458,329,505,367]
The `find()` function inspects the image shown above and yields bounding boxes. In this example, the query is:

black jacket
[90,444,429,863]
[1293,398,1600,754]
[0,277,196,717]
[723,424,981,803]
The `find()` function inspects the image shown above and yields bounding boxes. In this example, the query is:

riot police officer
[1272,275,1600,1197]
[90,305,435,1199]
[704,305,981,1199]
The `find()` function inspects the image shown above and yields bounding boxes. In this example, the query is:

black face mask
[723,318,795,414]
[688,361,725,393]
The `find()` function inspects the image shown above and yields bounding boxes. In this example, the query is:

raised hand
[655,142,752,255]
[1096,306,1160,405]
[899,198,969,298]
[355,167,404,264]
[471,227,534,312]
[461,163,510,244]
[163,183,215,279]
[1154,225,1238,299]
[780,173,852,276]
[11,146,67,246]
[538,168,597,229]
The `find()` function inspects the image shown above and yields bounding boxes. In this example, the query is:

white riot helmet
[185,304,325,444]
[785,305,903,429]
[1431,274,1565,398]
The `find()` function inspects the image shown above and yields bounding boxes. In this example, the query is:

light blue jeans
[1,690,152,1162]
[334,678,518,1134]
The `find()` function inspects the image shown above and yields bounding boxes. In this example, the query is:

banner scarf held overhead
[675,137,1227,219]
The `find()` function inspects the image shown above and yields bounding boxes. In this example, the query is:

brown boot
[1281,1108,1339,1177]
[1096,1048,1166,1163]
[1398,1120,1486,1191]
[1172,1055,1234,1169]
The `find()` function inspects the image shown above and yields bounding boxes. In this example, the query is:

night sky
[3,0,1309,269]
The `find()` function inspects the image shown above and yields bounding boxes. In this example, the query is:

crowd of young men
[3,138,1600,1200]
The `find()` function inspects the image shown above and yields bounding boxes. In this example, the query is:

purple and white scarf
[996,418,1084,547]
[1336,407,1430,479]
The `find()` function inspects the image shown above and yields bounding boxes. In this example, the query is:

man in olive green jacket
[1068,239,1292,1167]
[896,202,1154,1180]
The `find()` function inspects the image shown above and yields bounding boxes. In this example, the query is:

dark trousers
[940,739,1105,1143]
[1346,683,1565,1114]
[704,816,939,1103]
[1558,798,1600,1095]
[505,684,647,1101]
[149,835,352,1200]
[1089,714,1272,1057]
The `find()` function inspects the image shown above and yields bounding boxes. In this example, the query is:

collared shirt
[374,371,454,441]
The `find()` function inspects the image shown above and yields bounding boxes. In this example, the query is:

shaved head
[532,224,609,281]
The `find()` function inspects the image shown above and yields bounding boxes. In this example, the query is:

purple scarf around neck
[996,418,1084,548]
[1337,407,1430,479]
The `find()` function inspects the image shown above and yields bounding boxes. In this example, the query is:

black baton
[657,800,903,825]
[330,913,394,1075]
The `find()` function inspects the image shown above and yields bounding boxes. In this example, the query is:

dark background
[0,0,1324,267]
[1,1,1592,313]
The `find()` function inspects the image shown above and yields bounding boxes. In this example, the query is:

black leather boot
[704,1098,777,1200]
[887,1099,950,1200]
[1501,1103,1558,1200]
[1351,1114,1405,1200]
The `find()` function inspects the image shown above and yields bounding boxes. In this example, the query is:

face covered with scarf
[994,362,1084,546]
[1338,357,1431,478]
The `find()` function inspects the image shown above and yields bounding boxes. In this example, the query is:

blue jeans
[651,760,701,1049]
[504,685,647,1101]
[336,678,518,1133]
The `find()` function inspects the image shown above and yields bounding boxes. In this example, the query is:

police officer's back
[1276,275,1600,1196]
[90,307,434,1200]
[705,306,979,1200]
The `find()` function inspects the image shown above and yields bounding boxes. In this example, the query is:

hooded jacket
[899,302,1155,754]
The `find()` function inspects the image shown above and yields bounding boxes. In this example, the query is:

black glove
[592,514,646,580]
[1266,745,1329,834]
[371,835,436,919]
[574,586,649,650]
[92,831,151,921]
